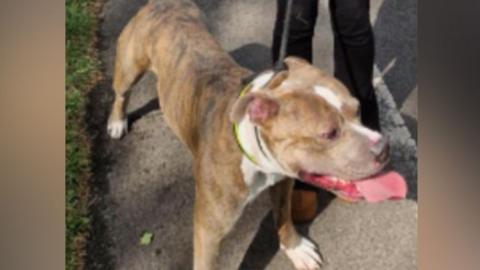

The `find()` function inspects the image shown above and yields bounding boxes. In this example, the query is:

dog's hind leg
[107,19,150,139]
[270,179,323,270]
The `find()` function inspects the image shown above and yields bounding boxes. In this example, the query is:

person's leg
[330,0,381,131]
[272,0,318,64]
[272,0,320,224]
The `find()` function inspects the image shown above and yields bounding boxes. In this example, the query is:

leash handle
[274,0,293,71]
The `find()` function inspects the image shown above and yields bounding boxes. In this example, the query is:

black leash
[274,0,293,72]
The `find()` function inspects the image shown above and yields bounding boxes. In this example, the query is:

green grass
[66,0,99,269]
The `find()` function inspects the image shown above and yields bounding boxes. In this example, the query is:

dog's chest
[241,157,283,203]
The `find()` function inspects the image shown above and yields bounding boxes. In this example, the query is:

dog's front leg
[270,179,323,270]
[193,218,220,270]
[193,180,247,270]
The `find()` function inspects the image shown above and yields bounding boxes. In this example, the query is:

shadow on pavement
[127,96,160,129]
[85,78,116,270]
[230,43,272,73]
[238,212,278,270]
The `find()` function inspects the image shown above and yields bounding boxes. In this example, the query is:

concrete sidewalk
[86,0,417,269]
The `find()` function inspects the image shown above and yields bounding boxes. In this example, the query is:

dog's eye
[320,128,339,140]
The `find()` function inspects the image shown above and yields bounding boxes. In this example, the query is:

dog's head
[231,57,406,202]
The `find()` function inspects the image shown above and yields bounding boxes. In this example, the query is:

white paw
[107,119,127,139]
[281,237,323,270]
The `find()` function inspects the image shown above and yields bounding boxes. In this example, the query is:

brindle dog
[107,1,405,269]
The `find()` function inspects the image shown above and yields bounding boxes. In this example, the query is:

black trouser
[272,0,380,190]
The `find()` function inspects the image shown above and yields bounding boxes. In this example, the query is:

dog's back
[111,0,249,151]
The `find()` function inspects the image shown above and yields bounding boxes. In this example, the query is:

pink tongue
[354,172,407,202]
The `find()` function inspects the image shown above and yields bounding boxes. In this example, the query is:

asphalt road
[86,0,417,269]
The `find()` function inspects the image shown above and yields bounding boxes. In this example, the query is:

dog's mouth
[298,170,407,202]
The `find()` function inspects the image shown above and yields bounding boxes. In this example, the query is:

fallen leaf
[140,231,154,246]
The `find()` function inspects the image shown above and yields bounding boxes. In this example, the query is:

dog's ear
[284,56,309,70]
[265,70,288,89]
[230,93,279,124]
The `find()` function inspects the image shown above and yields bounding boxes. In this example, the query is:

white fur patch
[241,157,283,203]
[281,237,323,270]
[314,86,342,110]
[350,123,382,142]
[251,71,275,91]
[107,119,128,139]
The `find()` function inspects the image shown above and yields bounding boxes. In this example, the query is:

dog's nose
[370,136,390,163]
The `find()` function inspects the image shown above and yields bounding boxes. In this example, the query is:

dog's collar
[233,80,271,165]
